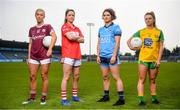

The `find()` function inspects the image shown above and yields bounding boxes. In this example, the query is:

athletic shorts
[138,60,156,69]
[29,58,51,65]
[61,57,81,67]
[100,56,120,68]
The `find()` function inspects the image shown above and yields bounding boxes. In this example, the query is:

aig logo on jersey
[144,38,153,47]
[100,35,110,43]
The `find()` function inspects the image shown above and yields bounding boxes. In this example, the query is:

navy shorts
[100,56,120,68]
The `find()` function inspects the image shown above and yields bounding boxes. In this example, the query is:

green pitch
[0,62,180,109]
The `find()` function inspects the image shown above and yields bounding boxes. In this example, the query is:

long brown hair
[144,11,156,27]
[64,9,75,23]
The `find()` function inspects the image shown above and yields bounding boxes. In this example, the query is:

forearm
[157,42,164,62]
[77,37,84,43]
[49,33,57,50]
[28,44,31,59]
[97,39,100,57]
[28,38,32,59]
[112,36,120,57]
[113,44,119,57]
[127,37,133,49]
[65,32,79,41]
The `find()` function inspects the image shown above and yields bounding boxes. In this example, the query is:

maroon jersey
[28,24,54,60]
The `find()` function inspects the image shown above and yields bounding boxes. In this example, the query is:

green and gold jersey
[133,27,164,62]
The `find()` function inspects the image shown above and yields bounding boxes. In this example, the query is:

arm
[46,32,57,57]
[127,36,141,50]
[110,36,120,64]
[77,37,84,43]
[156,41,164,67]
[65,32,84,43]
[65,32,80,41]
[127,37,133,50]
[28,38,32,63]
[97,37,101,64]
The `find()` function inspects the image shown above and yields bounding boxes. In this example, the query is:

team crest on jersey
[144,38,153,46]
[155,34,159,38]
[42,29,46,33]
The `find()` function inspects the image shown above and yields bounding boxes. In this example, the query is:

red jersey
[61,23,83,59]
[28,24,54,60]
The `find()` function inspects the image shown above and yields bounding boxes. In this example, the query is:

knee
[103,74,109,81]
[63,73,70,81]
[139,77,146,84]
[41,73,48,81]
[150,77,156,84]
[30,74,36,81]
[73,74,79,81]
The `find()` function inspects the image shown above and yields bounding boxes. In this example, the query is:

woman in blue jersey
[97,8,125,106]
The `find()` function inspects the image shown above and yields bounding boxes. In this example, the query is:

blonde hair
[35,8,45,16]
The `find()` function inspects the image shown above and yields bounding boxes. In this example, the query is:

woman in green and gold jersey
[127,11,164,106]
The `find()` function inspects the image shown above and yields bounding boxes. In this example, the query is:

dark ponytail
[64,9,75,23]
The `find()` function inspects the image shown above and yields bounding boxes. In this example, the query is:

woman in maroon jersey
[22,8,57,105]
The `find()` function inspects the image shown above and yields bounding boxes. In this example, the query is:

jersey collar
[36,23,45,28]
[104,22,114,28]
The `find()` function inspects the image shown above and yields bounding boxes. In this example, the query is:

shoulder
[99,26,105,32]
[61,23,68,29]
[113,23,120,27]
[112,24,121,31]
[154,27,162,32]
[29,25,36,30]
[74,25,81,30]
[43,24,53,28]
[139,28,146,32]
[29,25,36,33]
[44,23,51,26]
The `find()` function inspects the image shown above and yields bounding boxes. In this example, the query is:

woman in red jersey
[60,9,84,106]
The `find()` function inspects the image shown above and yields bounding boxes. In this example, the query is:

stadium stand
[0,39,61,62]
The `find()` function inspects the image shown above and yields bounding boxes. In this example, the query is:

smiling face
[35,9,45,24]
[66,11,75,23]
[103,11,112,24]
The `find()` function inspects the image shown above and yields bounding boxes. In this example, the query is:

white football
[130,37,142,48]
[43,36,52,47]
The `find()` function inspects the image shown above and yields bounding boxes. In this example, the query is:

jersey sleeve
[28,28,32,37]
[61,25,70,36]
[77,27,84,37]
[98,28,101,38]
[114,25,122,37]
[133,30,140,38]
[47,24,55,36]
[159,30,164,41]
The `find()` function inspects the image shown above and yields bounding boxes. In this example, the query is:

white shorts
[29,58,51,65]
[61,57,81,67]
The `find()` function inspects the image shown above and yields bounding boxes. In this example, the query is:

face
[35,11,45,24]
[144,14,154,27]
[103,11,112,23]
[66,11,75,23]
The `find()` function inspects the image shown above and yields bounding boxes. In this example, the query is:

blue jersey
[98,22,122,58]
